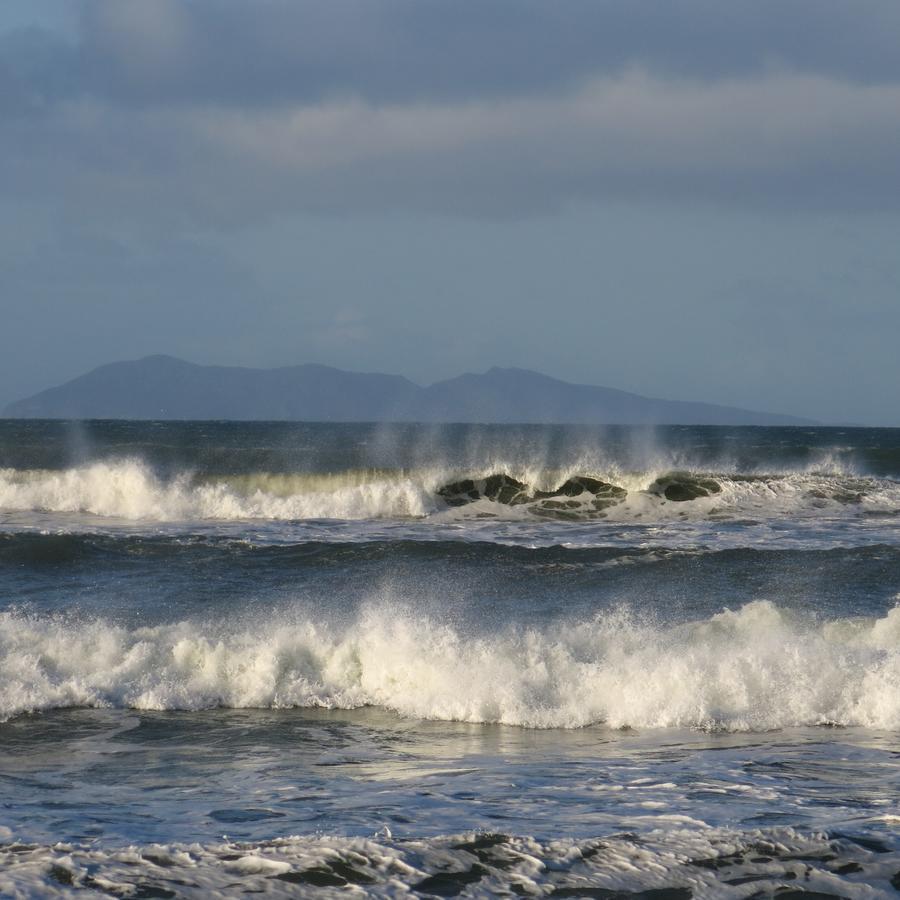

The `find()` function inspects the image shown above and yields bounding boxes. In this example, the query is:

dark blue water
[2,421,900,895]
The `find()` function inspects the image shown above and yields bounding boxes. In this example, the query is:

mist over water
[2,421,900,532]
[2,421,900,894]
[4,419,900,475]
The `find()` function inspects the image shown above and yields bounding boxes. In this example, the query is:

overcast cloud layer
[2,1,899,423]
[3,0,900,220]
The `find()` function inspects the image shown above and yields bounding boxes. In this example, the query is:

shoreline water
[2,422,899,895]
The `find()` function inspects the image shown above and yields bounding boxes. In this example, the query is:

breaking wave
[4,600,900,730]
[1,459,899,522]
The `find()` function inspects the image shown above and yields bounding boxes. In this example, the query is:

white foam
[0,461,439,520]
[1,460,899,523]
[4,600,900,730]
[1,827,897,897]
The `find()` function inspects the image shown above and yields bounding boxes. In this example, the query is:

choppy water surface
[2,421,900,896]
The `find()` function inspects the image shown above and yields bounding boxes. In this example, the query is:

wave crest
[1,460,899,522]
[4,600,900,730]
[0,461,437,520]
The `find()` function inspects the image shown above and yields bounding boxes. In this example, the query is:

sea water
[1,421,900,897]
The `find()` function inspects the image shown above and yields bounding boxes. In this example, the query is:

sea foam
[1,459,898,522]
[0,461,437,520]
[4,600,900,730]
[3,827,899,897]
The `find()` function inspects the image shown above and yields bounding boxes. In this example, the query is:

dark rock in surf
[437,473,626,513]
[437,479,481,506]
[526,478,622,518]
[651,474,721,502]
[571,475,623,496]
[534,476,626,501]
[483,474,529,505]
[664,483,706,502]
[437,474,529,507]
[532,476,627,516]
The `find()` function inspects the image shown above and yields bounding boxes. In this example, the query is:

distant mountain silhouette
[3,355,814,425]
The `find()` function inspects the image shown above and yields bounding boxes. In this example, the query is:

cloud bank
[2,0,899,224]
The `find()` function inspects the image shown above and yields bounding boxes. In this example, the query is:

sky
[1,1,899,424]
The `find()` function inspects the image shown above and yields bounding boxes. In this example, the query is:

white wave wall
[0,461,439,520]
[3,600,900,730]
[2,459,900,521]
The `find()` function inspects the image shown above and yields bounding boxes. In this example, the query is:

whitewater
[2,456,899,523]
[4,599,900,731]
[3,420,900,896]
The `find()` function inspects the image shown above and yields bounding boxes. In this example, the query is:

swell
[4,600,900,730]
[5,421,900,479]
[0,532,680,566]
[4,535,898,627]
[3,530,900,570]
[2,459,899,522]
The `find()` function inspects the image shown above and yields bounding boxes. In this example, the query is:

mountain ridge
[2,356,815,425]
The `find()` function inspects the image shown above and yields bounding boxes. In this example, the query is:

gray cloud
[50,1,900,106]
[4,68,900,224]
[1,1,899,223]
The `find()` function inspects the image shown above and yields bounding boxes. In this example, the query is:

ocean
[1,420,900,897]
